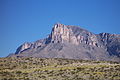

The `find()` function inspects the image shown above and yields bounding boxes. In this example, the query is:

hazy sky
[0,0,120,57]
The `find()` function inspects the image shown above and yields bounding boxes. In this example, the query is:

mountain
[8,23,120,61]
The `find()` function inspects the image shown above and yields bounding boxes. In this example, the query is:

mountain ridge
[8,23,120,61]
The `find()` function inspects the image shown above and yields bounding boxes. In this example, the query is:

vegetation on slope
[0,57,120,80]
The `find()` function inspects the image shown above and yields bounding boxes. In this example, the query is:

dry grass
[0,57,120,80]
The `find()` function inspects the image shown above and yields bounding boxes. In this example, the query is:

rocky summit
[8,23,120,61]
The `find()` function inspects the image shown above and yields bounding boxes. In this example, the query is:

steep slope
[99,33,120,57]
[9,23,120,61]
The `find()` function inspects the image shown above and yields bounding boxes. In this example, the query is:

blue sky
[0,0,120,57]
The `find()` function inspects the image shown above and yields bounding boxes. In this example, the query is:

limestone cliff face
[32,39,45,48]
[99,33,120,57]
[50,23,100,47]
[15,39,45,54]
[50,23,78,45]
[15,42,32,54]
[99,33,120,45]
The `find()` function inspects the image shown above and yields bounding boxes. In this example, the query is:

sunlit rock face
[50,23,78,45]
[15,42,32,54]
[10,23,120,62]
[50,23,100,47]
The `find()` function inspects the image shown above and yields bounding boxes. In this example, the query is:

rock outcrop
[15,42,32,54]
[99,33,120,57]
[48,23,100,47]
[9,23,120,61]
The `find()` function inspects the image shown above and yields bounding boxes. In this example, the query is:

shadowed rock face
[9,23,120,61]
[99,33,120,57]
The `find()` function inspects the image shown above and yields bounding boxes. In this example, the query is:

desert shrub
[0,57,120,80]
[16,71,22,74]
